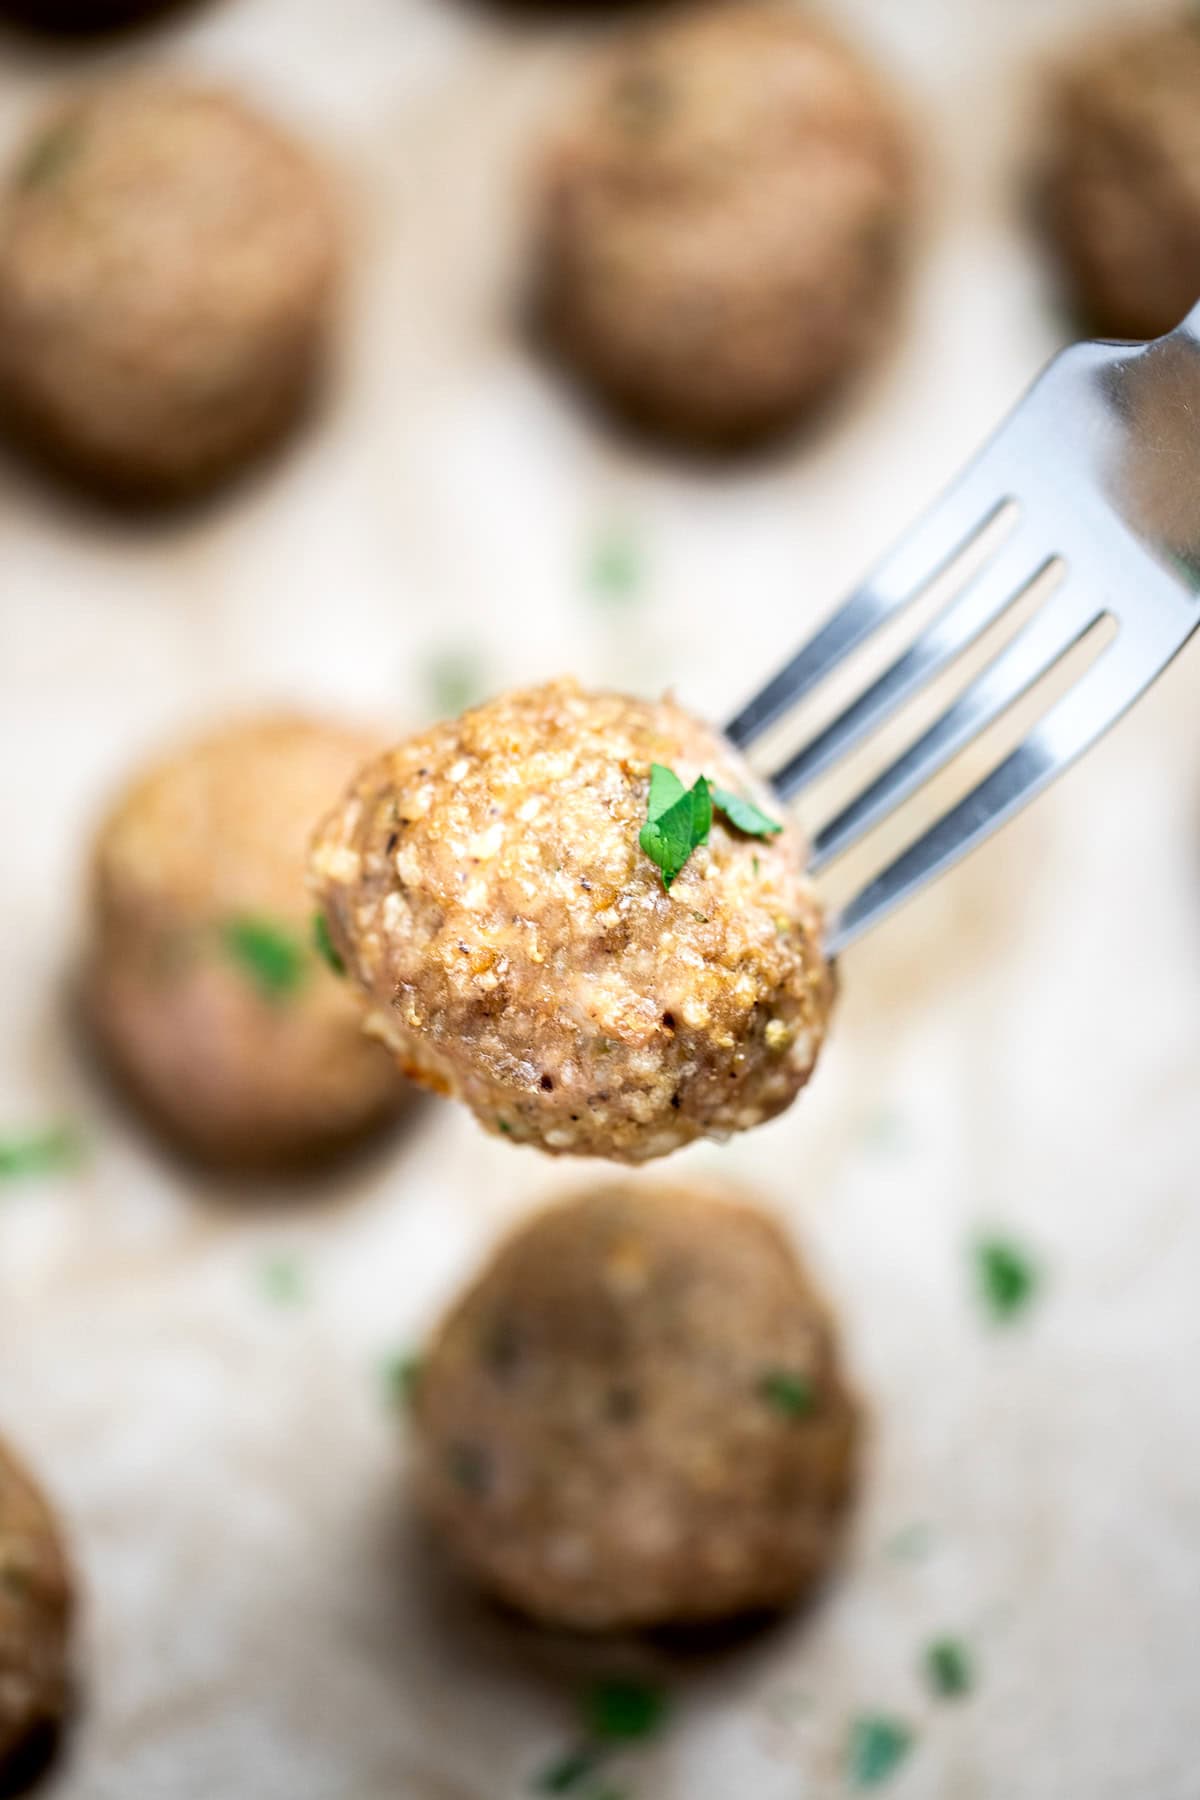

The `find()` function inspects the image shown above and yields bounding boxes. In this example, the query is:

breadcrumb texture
[413,1181,859,1631]
[533,1,912,446]
[87,714,406,1171]
[311,678,834,1163]
[1040,16,1200,340]
[0,81,340,497]
[0,1438,73,1774]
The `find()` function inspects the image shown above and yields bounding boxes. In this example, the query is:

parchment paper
[4,0,1200,1794]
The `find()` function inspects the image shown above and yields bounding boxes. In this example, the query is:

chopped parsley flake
[884,1523,934,1563]
[639,766,782,889]
[974,1236,1039,1323]
[924,1637,973,1699]
[18,120,84,191]
[847,1716,914,1788]
[534,1680,666,1797]
[312,911,344,976]
[448,1441,491,1495]
[639,764,712,890]
[534,1746,604,1794]
[587,523,643,603]
[258,1254,307,1306]
[426,649,486,720]
[220,916,307,1002]
[709,785,783,839]
[0,1125,82,1180]
[758,1369,815,1419]
[382,1352,423,1411]
[586,1678,668,1744]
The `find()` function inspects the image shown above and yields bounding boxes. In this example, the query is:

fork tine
[809,581,1103,872]
[725,488,1013,749]
[771,533,1059,800]
[823,628,1172,957]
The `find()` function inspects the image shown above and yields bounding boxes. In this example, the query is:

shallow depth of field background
[4,0,1200,1795]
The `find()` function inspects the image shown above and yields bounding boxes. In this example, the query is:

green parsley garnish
[0,1125,82,1180]
[847,1716,914,1788]
[639,765,782,890]
[974,1236,1039,1323]
[534,1746,605,1794]
[425,649,485,720]
[18,120,84,192]
[639,764,712,890]
[220,916,307,1002]
[758,1369,815,1419]
[447,1441,492,1495]
[587,523,643,603]
[883,1522,934,1563]
[533,1679,666,1797]
[924,1637,973,1699]
[312,911,344,976]
[709,785,783,839]
[382,1352,423,1411]
[258,1254,307,1306]
[585,1678,668,1743]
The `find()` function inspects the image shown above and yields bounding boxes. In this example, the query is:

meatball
[0,81,340,500]
[310,680,833,1164]
[0,1437,73,1780]
[1038,15,1200,341]
[412,1181,858,1631]
[86,715,408,1172]
[531,2,912,447]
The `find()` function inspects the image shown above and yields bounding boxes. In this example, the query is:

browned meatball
[0,1438,73,1780]
[1039,15,1200,341]
[531,2,912,447]
[310,679,834,1164]
[412,1181,859,1631]
[0,82,340,499]
[86,715,408,1172]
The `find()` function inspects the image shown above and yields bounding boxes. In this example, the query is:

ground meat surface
[0,1437,73,1779]
[531,1,912,447]
[1039,15,1200,341]
[412,1180,859,1631]
[310,679,833,1164]
[0,80,339,498]
[86,714,407,1172]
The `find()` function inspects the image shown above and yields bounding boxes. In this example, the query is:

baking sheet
[5,0,1200,1794]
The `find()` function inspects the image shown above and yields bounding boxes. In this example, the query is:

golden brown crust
[413,1181,859,1631]
[310,679,834,1164]
[0,81,340,498]
[1039,16,1200,341]
[532,2,912,446]
[0,1438,73,1774]
[87,713,408,1171]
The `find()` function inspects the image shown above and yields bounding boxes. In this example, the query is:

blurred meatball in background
[0,1437,74,1787]
[311,679,834,1165]
[84,715,409,1174]
[411,1181,859,1632]
[0,82,340,501]
[530,2,913,449]
[1038,13,1200,342]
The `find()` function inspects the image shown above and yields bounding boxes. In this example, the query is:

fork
[727,302,1200,957]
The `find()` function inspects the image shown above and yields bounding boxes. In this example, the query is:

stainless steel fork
[729,303,1200,957]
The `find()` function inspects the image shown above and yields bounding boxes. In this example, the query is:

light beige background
[3,0,1200,1794]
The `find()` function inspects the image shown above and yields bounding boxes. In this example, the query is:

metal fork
[728,302,1200,957]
